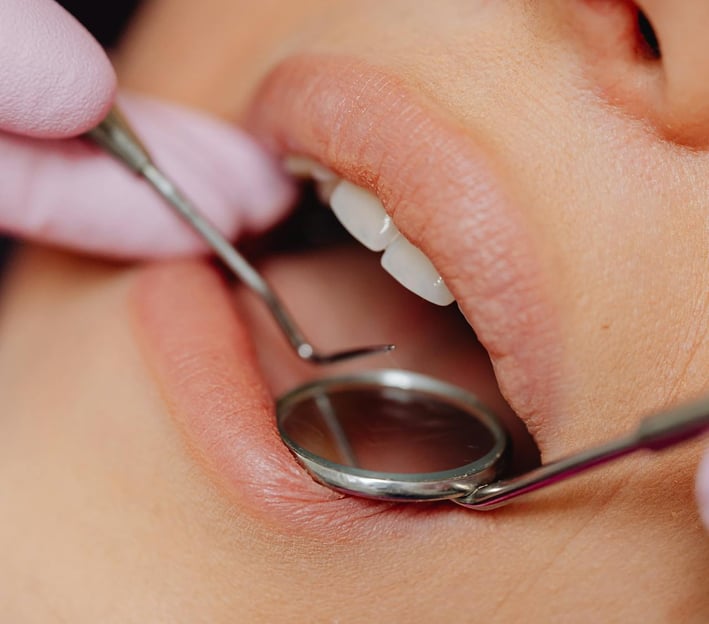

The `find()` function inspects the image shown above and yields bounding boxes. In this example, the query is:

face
[2,1,709,621]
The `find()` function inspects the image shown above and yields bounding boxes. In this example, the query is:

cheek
[497,95,709,431]
[0,249,308,618]
[530,113,709,422]
[357,10,709,431]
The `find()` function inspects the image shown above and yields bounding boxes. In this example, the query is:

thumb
[0,93,295,258]
[0,0,116,138]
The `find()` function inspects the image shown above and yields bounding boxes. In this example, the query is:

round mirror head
[276,370,508,502]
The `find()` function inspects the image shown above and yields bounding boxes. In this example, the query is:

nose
[640,0,709,143]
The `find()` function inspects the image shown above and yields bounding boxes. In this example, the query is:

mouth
[246,54,563,443]
[131,53,562,538]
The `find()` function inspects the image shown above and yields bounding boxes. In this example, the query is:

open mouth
[246,54,564,444]
[131,53,563,538]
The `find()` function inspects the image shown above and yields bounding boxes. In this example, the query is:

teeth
[330,180,399,252]
[284,155,454,306]
[381,237,455,306]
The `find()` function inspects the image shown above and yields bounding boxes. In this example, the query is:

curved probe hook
[87,107,395,365]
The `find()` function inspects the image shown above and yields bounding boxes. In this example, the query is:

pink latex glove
[0,0,294,257]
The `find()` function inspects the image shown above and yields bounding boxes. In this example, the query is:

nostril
[636,8,661,60]
[575,1,663,66]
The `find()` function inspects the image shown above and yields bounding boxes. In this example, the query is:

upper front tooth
[381,236,455,306]
[284,155,455,307]
[329,180,399,252]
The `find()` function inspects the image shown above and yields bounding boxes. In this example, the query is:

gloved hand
[0,0,293,257]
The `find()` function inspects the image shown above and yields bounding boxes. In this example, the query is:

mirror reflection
[279,386,498,474]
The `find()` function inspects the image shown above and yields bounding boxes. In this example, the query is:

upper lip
[246,53,563,443]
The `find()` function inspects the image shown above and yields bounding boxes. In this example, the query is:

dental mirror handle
[87,107,394,365]
[459,395,709,509]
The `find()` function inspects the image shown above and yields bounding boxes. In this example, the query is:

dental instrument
[88,107,709,512]
[87,107,394,365]
[277,369,709,509]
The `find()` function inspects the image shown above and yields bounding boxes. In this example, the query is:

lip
[246,54,563,448]
[129,259,483,538]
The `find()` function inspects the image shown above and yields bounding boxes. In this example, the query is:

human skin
[2,1,709,622]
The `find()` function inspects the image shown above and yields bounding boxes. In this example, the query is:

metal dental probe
[457,393,709,509]
[277,369,709,509]
[87,107,395,365]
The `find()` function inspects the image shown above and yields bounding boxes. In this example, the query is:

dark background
[58,0,141,46]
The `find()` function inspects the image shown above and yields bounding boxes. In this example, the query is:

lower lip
[128,260,477,537]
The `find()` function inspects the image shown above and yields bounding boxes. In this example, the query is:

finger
[0,0,116,138]
[0,93,295,258]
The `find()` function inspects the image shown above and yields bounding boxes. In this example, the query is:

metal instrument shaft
[88,107,394,365]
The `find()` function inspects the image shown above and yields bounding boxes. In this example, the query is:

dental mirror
[277,370,508,502]
[277,369,709,509]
